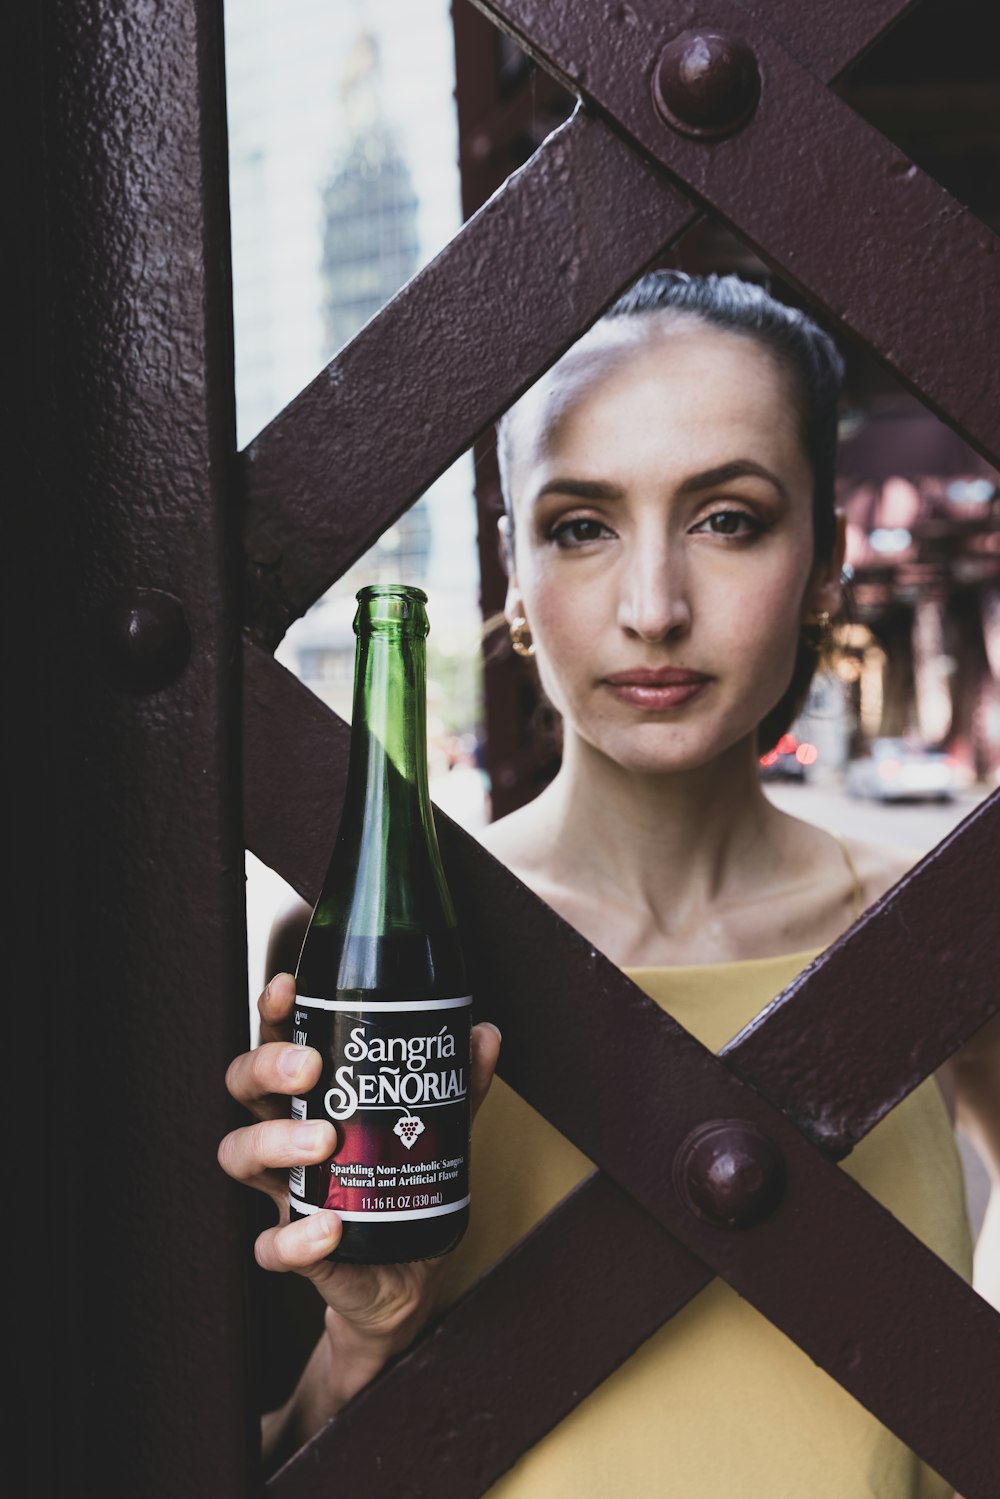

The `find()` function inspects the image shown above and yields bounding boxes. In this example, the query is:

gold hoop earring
[508,615,535,658]
[803,609,834,657]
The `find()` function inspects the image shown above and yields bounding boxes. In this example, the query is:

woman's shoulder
[475,806,927,958]
[471,798,599,934]
[834,832,921,912]
[472,797,554,885]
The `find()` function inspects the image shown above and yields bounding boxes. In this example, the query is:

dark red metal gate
[16,1,998,1496]
[245,2,1000,1493]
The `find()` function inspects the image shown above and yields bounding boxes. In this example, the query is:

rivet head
[98,588,191,695]
[652,30,760,139]
[674,1119,786,1229]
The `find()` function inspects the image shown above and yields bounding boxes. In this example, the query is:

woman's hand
[218,971,501,1465]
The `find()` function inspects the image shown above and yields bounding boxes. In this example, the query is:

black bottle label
[289,995,472,1224]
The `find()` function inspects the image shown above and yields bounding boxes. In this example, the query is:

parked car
[759,732,819,782]
[845,737,960,802]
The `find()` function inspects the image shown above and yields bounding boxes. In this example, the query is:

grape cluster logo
[394,1111,426,1149]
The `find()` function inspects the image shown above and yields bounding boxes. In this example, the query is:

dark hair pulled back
[497,270,847,754]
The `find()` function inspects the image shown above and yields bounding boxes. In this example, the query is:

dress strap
[833,835,863,921]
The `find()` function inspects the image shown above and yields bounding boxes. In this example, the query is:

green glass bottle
[288,585,471,1263]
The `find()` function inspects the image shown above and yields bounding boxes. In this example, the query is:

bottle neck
[326,624,456,941]
[351,627,432,810]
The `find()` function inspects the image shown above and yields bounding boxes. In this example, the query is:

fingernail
[309,1210,338,1242]
[299,1122,332,1153]
[265,973,294,1004]
[279,1045,312,1078]
[481,1022,502,1043]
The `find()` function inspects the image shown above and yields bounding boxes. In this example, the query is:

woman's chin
[576,723,756,779]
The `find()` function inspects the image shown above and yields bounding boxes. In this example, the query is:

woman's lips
[602,669,711,710]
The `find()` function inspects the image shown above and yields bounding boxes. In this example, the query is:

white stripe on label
[325,1097,466,1110]
[290,1194,470,1223]
[296,994,473,1012]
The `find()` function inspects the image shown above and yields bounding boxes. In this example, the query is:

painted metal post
[13,2,255,1493]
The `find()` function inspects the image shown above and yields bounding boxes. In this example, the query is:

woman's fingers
[469,1021,502,1123]
[254,1215,422,1312]
[253,1221,438,1360]
[224,1023,499,1164]
[254,1209,344,1273]
[217,1115,337,1200]
[222,998,498,1253]
[222,1016,500,1349]
[257,971,297,1044]
[241,992,500,1128]
[225,1039,324,1118]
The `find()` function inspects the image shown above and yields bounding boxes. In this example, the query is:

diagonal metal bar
[270,1172,708,1499]
[743,0,924,82]
[241,0,927,649]
[248,649,1000,1499]
[474,0,1000,467]
[241,109,697,649]
[270,1166,999,1499]
[242,0,929,653]
[723,800,1000,1154]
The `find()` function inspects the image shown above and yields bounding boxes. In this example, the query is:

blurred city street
[763,773,995,859]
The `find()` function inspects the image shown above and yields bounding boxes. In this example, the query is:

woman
[220,273,998,1493]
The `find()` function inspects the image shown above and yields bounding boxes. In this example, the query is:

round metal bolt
[674,1118,786,1229]
[98,587,191,695]
[652,30,761,140]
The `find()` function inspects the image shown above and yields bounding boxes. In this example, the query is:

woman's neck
[485,730,843,966]
[548,733,773,910]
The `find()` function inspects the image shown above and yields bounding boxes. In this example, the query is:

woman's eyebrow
[532,477,623,504]
[532,462,788,505]
[676,460,789,499]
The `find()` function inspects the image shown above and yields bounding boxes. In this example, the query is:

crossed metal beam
[242,0,998,651]
[248,659,1000,1499]
[240,2,1000,1494]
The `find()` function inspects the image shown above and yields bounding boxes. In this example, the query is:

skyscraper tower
[320,26,430,584]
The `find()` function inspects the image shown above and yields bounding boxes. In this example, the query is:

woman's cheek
[523,570,591,687]
[743,597,804,705]
[531,626,583,720]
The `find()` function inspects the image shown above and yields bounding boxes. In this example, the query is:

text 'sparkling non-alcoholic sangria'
[288,585,471,1263]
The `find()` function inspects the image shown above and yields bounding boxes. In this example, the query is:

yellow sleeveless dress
[431,944,974,1497]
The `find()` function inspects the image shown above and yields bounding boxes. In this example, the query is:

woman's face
[503,319,841,776]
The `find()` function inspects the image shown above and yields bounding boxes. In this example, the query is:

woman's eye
[550,517,612,547]
[694,509,761,537]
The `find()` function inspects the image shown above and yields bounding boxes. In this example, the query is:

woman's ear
[807,511,847,619]
[497,514,532,639]
[504,582,526,630]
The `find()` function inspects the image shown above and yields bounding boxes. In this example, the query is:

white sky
[224,0,478,589]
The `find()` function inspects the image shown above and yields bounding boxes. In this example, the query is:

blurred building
[285,25,433,723]
[834,406,1000,782]
[321,31,421,358]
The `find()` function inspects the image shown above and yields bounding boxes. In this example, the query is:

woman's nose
[616,547,691,642]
